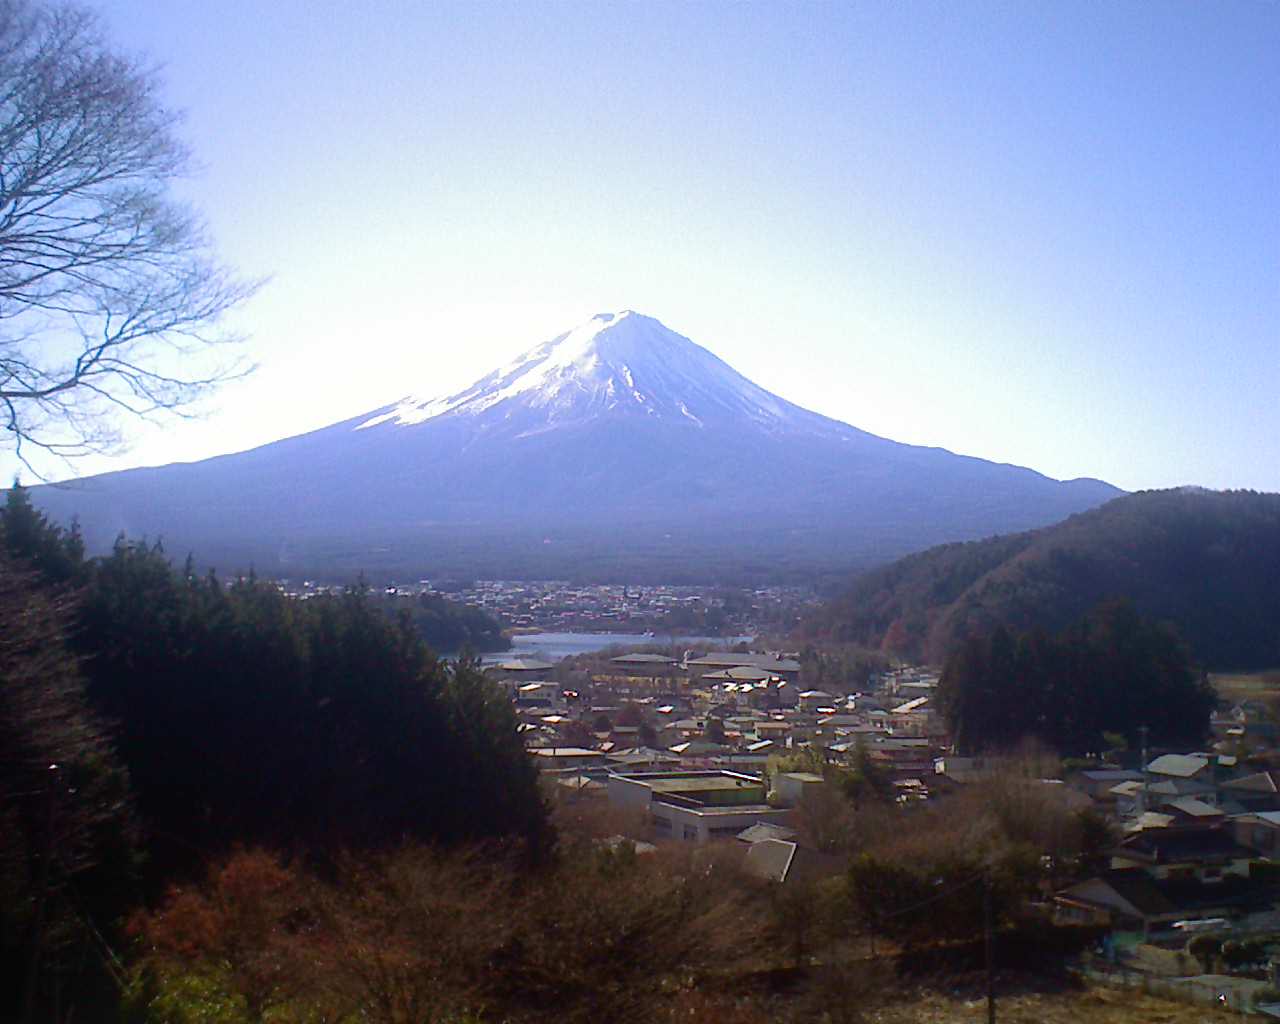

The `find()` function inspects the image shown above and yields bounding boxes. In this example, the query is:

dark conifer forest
[0,485,547,1020]
[936,600,1216,756]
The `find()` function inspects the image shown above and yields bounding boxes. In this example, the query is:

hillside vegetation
[804,489,1280,670]
[0,487,547,1020]
[937,601,1214,755]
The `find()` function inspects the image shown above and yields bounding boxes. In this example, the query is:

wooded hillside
[804,489,1280,670]
[0,485,547,1020]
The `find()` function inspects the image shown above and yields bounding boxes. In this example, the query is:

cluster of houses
[1039,708,1280,1016]
[494,655,953,882]
[503,653,1280,975]
[497,654,948,798]
[1055,749,1280,940]
[396,579,811,633]
[497,647,1280,1013]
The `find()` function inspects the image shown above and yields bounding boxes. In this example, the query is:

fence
[1077,961,1272,1016]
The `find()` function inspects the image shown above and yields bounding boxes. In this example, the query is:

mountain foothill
[804,487,1280,672]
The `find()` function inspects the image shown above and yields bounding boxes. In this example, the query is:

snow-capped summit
[356,310,831,438]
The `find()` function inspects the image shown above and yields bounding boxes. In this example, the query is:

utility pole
[1138,724,1150,817]
[984,870,996,1024]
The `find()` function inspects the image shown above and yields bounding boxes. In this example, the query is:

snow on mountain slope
[356,310,862,440]
[28,308,1124,581]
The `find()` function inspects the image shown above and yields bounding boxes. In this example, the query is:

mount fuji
[31,311,1121,582]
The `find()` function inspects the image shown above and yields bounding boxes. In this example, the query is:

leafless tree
[0,0,258,473]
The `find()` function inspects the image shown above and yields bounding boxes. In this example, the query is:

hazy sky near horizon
[12,1,1279,491]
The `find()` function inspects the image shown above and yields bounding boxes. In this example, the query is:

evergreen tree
[938,600,1212,756]
[0,559,138,1021]
[0,482,87,583]
[74,541,548,866]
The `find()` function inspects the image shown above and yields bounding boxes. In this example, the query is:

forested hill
[802,488,1280,670]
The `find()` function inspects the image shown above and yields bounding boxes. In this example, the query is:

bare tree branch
[0,0,260,475]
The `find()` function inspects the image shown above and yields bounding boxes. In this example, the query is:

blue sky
[19,0,1279,491]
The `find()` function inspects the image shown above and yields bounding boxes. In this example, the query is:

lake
[478,631,753,663]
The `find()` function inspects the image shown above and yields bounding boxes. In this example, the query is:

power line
[877,871,986,920]
[864,870,998,1022]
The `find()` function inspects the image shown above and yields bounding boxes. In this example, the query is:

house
[528,747,610,772]
[1110,780,1146,818]
[609,653,677,669]
[755,720,792,742]
[514,681,562,708]
[933,755,1007,783]
[797,689,835,711]
[743,839,845,886]
[868,737,937,778]
[1233,811,1280,859]
[1211,704,1279,746]
[1146,776,1220,808]
[1073,768,1145,803]
[1147,753,1213,782]
[736,821,797,844]
[606,747,682,771]
[556,774,607,797]
[1109,826,1254,884]
[772,771,825,807]
[1221,772,1280,814]
[1056,822,1273,938]
[669,739,731,766]
[685,653,800,683]
[659,718,706,746]
[606,770,791,843]
[1108,753,1221,817]
[889,695,929,716]
[724,665,775,684]
[815,714,862,740]
[1055,869,1267,938]
[492,658,556,676]
[1164,798,1226,827]
[1125,811,1176,833]
[726,714,766,735]
[713,752,772,773]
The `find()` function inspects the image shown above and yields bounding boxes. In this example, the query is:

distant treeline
[0,485,547,1021]
[803,488,1280,670]
[367,589,511,653]
[180,521,879,589]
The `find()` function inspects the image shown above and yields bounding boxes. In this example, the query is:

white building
[607,770,791,843]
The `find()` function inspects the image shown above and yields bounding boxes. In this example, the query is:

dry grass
[1212,670,1280,702]
[865,986,1242,1024]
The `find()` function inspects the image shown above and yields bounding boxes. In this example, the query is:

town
[502,648,1280,1016]
[281,576,819,637]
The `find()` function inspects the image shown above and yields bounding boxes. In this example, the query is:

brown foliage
[130,843,773,1024]
[126,751,1112,1023]
[546,780,650,842]
[314,846,515,1023]
[129,850,310,1021]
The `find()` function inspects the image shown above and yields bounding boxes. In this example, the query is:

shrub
[1188,933,1222,972]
